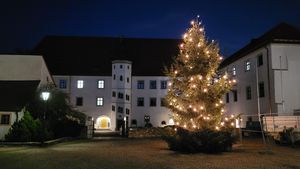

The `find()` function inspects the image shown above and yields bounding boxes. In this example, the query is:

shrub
[162,127,237,154]
[5,111,52,142]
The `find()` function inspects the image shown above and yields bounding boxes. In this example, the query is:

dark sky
[1,0,300,56]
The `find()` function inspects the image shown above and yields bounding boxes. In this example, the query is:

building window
[112,91,116,97]
[131,119,137,126]
[113,74,116,80]
[118,92,124,99]
[126,108,130,115]
[137,97,144,106]
[77,80,84,88]
[98,80,104,88]
[117,106,123,113]
[120,75,123,81]
[160,80,167,89]
[245,86,251,100]
[150,97,157,107]
[0,114,10,125]
[76,97,83,106]
[259,82,265,97]
[59,79,67,89]
[112,105,115,111]
[127,77,130,83]
[126,94,130,101]
[245,60,251,71]
[113,65,115,69]
[232,66,236,76]
[226,93,230,103]
[137,80,144,89]
[96,97,103,106]
[127,65,130,69]
[257,54,263,66]
[160,98,167,107]
[120,65,123,69]
[150,80,157,89]
[233,90,238,102]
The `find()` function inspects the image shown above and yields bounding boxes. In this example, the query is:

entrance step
[93,130,121,137]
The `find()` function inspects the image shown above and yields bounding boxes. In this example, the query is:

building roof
[220,23,300,68]
[0,80,40,111]
[32,36,180,76]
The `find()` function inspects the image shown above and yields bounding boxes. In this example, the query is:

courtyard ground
[0,138,299,169]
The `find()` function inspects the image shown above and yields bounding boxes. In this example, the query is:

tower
[111,60,132,131]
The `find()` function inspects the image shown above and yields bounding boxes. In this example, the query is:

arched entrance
[95,116,111,129]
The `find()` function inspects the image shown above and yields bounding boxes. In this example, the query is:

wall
[0,111,23,140]
[270,43,300,115]
[221,46,272,127]
[131,76,172,127]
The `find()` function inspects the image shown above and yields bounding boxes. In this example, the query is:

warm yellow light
[206,51,209,54]
[183,33,188,38]
[190,77,194,81]
[200,28,204,32]
[215,103,219,107]
[219,56,223,60]
[203,88,207,92]
[200,106,204,110]
[197,43,201,47]
[221,122,225,126]
[193,125,196,128]
[221,109,224,112]
[192,84,196,88]
[189,105,192,108]
[168,82,172,86]
[198,75,203,80]
[189,66,193,69]
[193,108,197,112]
[189,38,193,42]
[223,75,228,79]
[174,128,177,131]
[176,122,180,125]
[219,100,223,104]
[231,114,234,118]
[225,117,228,121]
[185,54,189,58]
[180,44,184,48]
[191,20,194,25]
[183,124,187,128]
[215,126,220,130]
[232,79,237,83]
[231,122,235,126]
[175,70,178,74]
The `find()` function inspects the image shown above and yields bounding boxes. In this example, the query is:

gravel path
[0,138,299,169]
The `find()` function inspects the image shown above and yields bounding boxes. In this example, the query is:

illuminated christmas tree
[165,17,236,131]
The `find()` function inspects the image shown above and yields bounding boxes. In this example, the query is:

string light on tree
[165,16,235,131]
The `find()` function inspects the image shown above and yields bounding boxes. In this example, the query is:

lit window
[137,80,144,89]
[59,79,67,89]
[160,80,167,89]
[0,114,10,125]
[96,97,103,106]
[98,80,104,88]
[232,66,236,76]
[245,60,251,71]
[150,80,157,89]
[77,80,84,88]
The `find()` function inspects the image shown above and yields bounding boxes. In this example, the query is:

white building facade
[220,23,300,127]
[52,61,173,131]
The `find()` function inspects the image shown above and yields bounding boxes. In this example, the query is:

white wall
[221,46,272,127]
[0,111,23,140]
[270,43,300,115]
[131,76,172,127]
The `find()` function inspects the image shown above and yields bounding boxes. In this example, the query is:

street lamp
[41,91,50,120]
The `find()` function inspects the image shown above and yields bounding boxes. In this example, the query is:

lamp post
[41,91,50,120]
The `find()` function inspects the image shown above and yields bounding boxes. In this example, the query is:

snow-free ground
[0,138,299,169]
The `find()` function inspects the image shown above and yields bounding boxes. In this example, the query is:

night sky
[1,0,300,56]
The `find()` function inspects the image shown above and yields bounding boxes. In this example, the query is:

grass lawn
[0,138,300,169]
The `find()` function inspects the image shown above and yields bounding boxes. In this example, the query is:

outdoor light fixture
[41,91,50,120]
[41,91,50,101]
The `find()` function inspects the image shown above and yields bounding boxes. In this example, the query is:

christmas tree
[165,17,236,131]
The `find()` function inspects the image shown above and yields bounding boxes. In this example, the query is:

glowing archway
[95,116,111,129]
